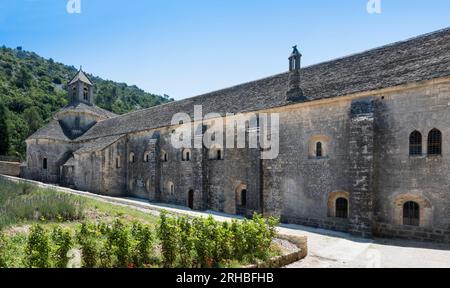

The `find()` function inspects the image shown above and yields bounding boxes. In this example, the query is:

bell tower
[286,46,306,102]
[68,67,94,105]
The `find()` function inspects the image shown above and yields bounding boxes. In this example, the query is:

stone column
[348,98,375,238]
[148,136,161,202]
[193,124,208,210]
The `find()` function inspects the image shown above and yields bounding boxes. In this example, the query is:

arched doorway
[241,189,247,208]
[235,184,247,216]
[335,198,349,219]
[403,201,420,226]
[188,190,194,209]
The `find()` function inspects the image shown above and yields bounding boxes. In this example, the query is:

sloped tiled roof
[57,102,117,119]
[76,28,450,141]
[63,157,76,166]
[74,135,124,154]
[69,69,93,85]
[28,103,117,141]
[28,120,71,142]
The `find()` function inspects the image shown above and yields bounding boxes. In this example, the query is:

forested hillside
[0,46,172,158]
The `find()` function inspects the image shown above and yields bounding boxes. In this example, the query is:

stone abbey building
[22,28,450,242]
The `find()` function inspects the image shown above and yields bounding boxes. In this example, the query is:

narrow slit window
[316,142,323,158]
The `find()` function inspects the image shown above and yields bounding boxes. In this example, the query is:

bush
[130,221,154,268]
[157,212,279,268]
[0,233,7,268]
[0,180,85,230]
[107,219,131,268]
[76,222,100,268]
[1,208,278,268]
[177,217,195,268]
[3,191,85,222]
[192,216,221,268]
[51,226,73,268]
[157,211,180,268]
[25,225,51,268]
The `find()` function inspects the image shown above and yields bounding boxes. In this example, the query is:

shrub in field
[217,222,234,263]
[97,222,113,268]
[130,221,154,268]
[0,233,7,268]
[192,216,221,268]
[250,214,279,260]
[230,219,248,261]
[0,181,86,230]
[177,216,195,268]
[25,225,51,268]
[156,212,279,268]
[51,226,73,268]
[107,219,131,268]
[76,222,100,268]
[4,191,85,222]
[157,211,180,268]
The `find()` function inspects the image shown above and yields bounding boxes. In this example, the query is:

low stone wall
[282,215,349,233]
[245,235,308,268]
[0,161,21,177]
[375,222,450,243]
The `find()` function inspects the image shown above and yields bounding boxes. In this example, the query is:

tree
[0,102,11,155]
[23,107,43,136]
[15,67,33,89]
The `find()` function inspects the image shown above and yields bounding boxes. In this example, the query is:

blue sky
[0,0,449,100]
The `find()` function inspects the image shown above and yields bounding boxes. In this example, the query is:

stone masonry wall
[0,161,21,177]
[375,222,450,243]
[265,100,352,231]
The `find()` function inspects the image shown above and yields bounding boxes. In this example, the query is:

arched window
[42,158,48,170]
[144,152,150,163]
[309,135,330,159]
[170,183,175,194]
[115,157,121,168]
[209,145,224,160]
[335,198,348,219]
[83,87,89,101]
[409,131,422,156]
[129,152,135,163]
[182,149,191,161]
[403,201,420,226]
[316,142,323,158]
[428,129,442,155]
[217,149,222,160]
[161,151,168,162]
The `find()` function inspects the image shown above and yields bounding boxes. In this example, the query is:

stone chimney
[286,45,306,102]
